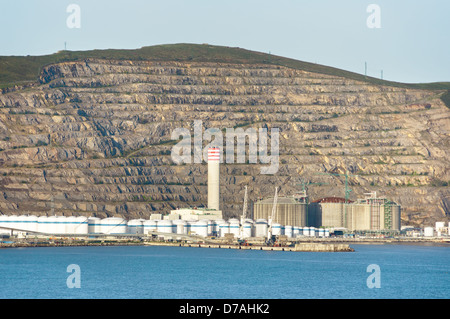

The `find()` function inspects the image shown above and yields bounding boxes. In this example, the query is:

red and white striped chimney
[207,148,220,211]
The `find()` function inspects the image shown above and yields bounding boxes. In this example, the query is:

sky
[0,0,449,84]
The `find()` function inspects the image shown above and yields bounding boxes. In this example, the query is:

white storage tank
[325,229,330,237]
[299,227,306,236]
[309,227,316,237]
[18,215,37,233]
[229,219,240,237]
[37,216,49,234]
[255,219,268,238]
[46,216,58,234]
[318,228,325,237]
[16,215,27,232]
[242,221,253,238]
[8,215,19,233]
[88,217,101,234]
[65,216,77,234]
[73,216,89,234]
[173,219,187,235]
[192,220,208,237]
[272,223,282,236]
[0,215,9,234]
[218,221,229,237]
[157,220,174,234]
[293,226,300,237]
[424,227,434,237]
[284,225,293,238]
[185,220,194,235]
[143,219,158,234]
[127,219,144,234]
[101,217,127,234]
[211,219,224,237]
[55,216,67,234]
[207,220,214,236]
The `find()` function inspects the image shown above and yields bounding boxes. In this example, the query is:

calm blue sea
[0,244,448,299]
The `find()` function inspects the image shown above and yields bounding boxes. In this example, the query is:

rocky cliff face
[0,59,448,226]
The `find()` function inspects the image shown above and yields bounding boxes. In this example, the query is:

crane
[239,186,248,239]
[267,187,278,244]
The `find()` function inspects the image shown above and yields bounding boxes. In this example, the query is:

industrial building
[252,195,308,227]
[309,197,352,229]
[308,192,401,232]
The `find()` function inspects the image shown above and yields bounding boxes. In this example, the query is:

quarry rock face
[0,59,449,227]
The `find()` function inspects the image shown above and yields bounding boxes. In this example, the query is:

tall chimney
[207,147,220,211]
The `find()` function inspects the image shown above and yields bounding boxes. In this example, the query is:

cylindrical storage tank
[293,226,300,237]
[218,221,229,237]
[272,223,282,236]
[65,216,77,234]
[173,219,187,235]
[127,219,144,234]
[318,228,325,237]
[213,219,224,236]
[0,215,8,234]
[255,219,268,238]
[424,227,434,237]
[54,216,67,234]
[229,219,240,237]
[325,229,330,237]
[157,220,174,234]
[101,217,127,234]
[253,197,308,227]
[143,219,158,234]
[184,220,193,235]
[46,216,58,234]
[242,221,253,238]
[19,215,32,232]
[309,227,315,237]
[207,220,214,236]
[284,225,293,238]
[8,215,19,233]
[16,215,27,232]
[37,216,49,234]
[192,220,208,237]
[88,217,101,234]
[0,215,10,234]
[72,216,88,234]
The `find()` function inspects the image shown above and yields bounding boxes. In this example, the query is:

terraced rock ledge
[0,44,448,227]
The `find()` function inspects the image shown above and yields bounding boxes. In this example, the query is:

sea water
[0,244,448,299]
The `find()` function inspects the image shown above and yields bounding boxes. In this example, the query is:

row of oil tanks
[121,218,330,239]
[0,215,128,235]
[0,215,330,238]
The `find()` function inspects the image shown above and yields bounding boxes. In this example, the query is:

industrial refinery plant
[1,147,447,246]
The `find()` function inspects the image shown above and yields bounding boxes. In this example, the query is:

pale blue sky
[0,0,449,83]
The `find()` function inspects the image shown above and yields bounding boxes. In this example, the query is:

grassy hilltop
[1,43,449,99]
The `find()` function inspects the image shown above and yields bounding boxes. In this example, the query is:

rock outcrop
[0,58,448,226]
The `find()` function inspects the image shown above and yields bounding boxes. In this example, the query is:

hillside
[0,43,449,226]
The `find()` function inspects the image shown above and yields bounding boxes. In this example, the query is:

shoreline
[1,236,449,250]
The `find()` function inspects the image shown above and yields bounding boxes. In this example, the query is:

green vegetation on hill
[1,43,449,106]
